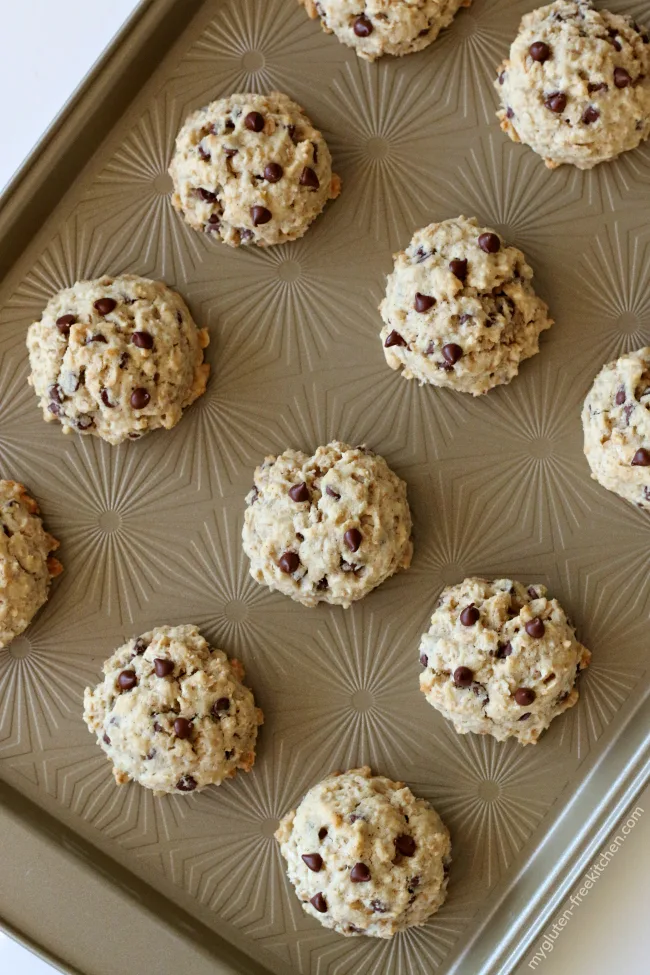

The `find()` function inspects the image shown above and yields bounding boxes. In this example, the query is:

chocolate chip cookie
[170,91,341,247]
[379,216,553,395]
[0,481,62,648]
[27,274,210,445]
[276,766,451,937]
[83,624,263,796]
[496,1,650,169]
[419,578,591,744]
[242,442,413,607]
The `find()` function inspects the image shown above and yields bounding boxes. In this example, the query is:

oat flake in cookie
[83,625,263,796]
[169,91,340,247]
[275,767,451,937]
[0,481,62,649]
[27,274,210,446]
[496,1,650,170]
[419,578,591,745]
[298,0,470,61]
[379,216,553,396]
[242,442,412,608]
[582,347,650,510]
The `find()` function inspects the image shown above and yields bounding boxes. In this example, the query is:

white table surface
[0,3,648,973]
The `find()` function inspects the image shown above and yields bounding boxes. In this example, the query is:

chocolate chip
[394,835,416,857]
[353,14,373,37]
[173,717,192,739]
[529,41,550,62]
[299,167,320,190]
[588,82,607,93]
[154,658,174,677]
[48,402,62,416]
[197,187,217,202]
[442,343,463,365]
[506,107,514,119]
[454,666,474,687]
[527,587,539,599]
[198,144,211,162]
[56,314,75,335]
[325,486,340,500]
[632,448,650,466]
[615,388,626,405]
[449,258,468,281]
[316,577,328,591]
[48,383,63,403]
[176,775,197,792]
[251,205,272,226]
[212,697,230,715]
[134,638,148,655]
[514,687,536,706]
[420,653,428,667]
[88,334,107,343]
[264,163,283,183]
[519,712,531,721]
[244,111,264,132]
[460,605,479,626]
[495,641,512,659]
[301,853,323,872]
[371,899,388,913]
[279,551,300,574]
[582,105,600,124]
[100,389,115,408]
[289,482,310,503]
[384,329,407,348]
[153,720,163,733]
[94,297,116,316]
[318,827,328,840]
[478,232,501,253]
[543,672,556,684]
[223,148,238,159]
[525,617,545,638]
[117,670,137,691]
[310,892,327,912]
[414,292,435,312]
[498,70,506,84]
[614,67,632,88]
[344,528,362,552]
[350,863,371,883]
[544,92,567,112]
[76,415,94,430]
[132,331,154,350]
[130,388,150,410]
[103,733,111,745]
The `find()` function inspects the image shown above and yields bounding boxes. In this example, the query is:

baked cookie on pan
[170,91,340,247]
[27,274,209,445]
[496,0,650,169]
[419,578,591,744]
[0,480,62,648]
[379,216,552,396]
[242,441,412,607]
[582,347,650,510]
[276,766,451,937]
[83,624,263,796]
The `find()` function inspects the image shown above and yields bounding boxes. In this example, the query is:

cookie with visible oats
[169,91,340,247]
[0,480,62,648]
[496,1,650,169]
[582,347,650,510]
[276,766,451,937]
[379,216,553,396]
[419,578,591,745]
[83,624,263,796]
[242,441,412,608]
[27,274,209,446]
[298,0,470,61]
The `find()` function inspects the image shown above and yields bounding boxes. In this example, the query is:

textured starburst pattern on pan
[169,0,344,109]
[88,96,207,283]
[413,727,566,891]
